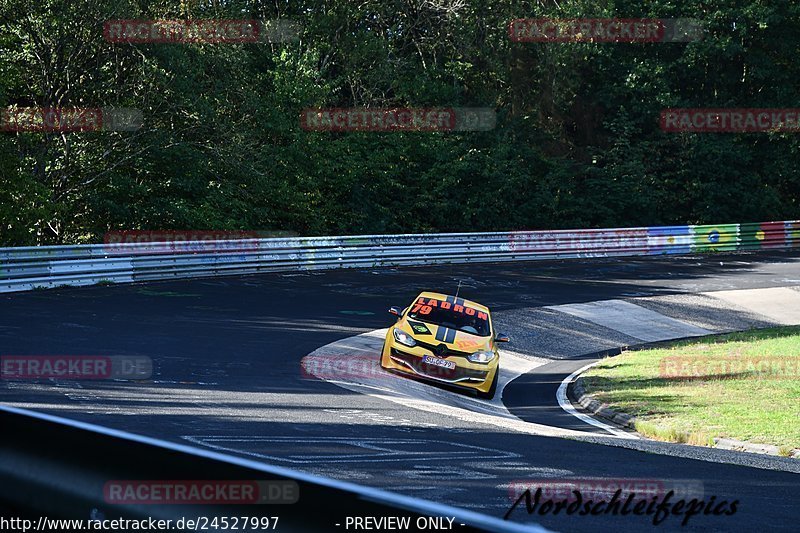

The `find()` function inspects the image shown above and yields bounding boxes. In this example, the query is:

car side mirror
[388,306,403,317]
[495,333,510,343]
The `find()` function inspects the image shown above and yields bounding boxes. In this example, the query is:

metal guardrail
[0,406,546,532]
[0,221,797,292]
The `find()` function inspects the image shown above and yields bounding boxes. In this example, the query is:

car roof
[415,291,490,313]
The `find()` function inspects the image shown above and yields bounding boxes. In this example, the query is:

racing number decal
[411,303,433,315]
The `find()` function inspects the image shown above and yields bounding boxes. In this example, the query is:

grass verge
[582,327,800,451]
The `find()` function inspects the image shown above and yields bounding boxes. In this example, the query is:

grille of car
[414,339,473,358]
[390,348,489,382]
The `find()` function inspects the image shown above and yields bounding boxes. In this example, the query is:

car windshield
[407,297,491,337]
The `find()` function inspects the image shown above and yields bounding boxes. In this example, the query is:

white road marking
[547,299,711,341]
[181,435,519,464]
[555,362,638,440]
[402,465,496,480]
[706,287,800,325]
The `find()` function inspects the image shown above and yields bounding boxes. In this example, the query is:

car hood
[403,318,492,352]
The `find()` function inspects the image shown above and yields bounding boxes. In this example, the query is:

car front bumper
[379,334,498,394]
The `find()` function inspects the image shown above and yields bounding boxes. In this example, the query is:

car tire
[477,369,498,400]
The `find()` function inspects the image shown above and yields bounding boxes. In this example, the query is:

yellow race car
[379,291,509,399]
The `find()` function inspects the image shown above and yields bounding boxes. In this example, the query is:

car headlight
[467,351,496,364]
[393,327,417,347]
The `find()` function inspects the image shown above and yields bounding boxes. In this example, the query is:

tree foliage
[1,0,799,245]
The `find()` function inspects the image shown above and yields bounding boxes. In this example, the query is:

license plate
[422,355,455,369]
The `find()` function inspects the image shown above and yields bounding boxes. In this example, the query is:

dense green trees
[1,0,798,245]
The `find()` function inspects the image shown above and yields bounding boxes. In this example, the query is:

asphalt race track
[3,251,800,532]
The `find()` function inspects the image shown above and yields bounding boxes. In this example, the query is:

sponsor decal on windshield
[411,297,489,320]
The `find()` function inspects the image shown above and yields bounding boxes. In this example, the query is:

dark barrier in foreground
[0,406,546,532]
